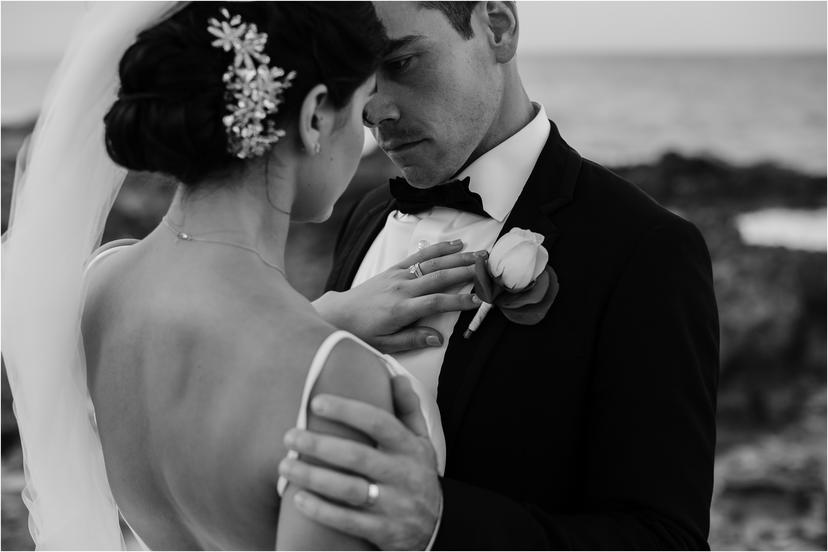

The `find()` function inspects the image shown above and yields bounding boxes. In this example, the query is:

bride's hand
[313,240,485,353]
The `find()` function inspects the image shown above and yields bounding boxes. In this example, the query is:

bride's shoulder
[243,316,391,396]
[289,330,393,461]
[312,331,392,400]
[82,240,145,331]
[246,322,393,420]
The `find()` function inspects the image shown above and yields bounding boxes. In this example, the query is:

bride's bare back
[81,233,387,549]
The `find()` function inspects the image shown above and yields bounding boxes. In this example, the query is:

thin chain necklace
[161,216,286,276]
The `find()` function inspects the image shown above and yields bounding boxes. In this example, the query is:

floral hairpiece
[208,8,297,159]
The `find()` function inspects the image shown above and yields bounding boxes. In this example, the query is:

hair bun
[104,2,386,187]
[105,86,229,183]
[104,13,234,183]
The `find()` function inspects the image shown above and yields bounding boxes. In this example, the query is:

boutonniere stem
[463,302,494,339]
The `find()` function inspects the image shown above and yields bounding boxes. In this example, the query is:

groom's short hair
[418,1,478,38]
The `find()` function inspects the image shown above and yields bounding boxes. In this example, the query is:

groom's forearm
[435,476,707,550]
[435,476,548,549]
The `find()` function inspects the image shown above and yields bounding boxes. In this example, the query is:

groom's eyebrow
[383,35,427,57]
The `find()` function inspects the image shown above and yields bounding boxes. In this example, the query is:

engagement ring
[364,482,380,507]
[408,262,425,278]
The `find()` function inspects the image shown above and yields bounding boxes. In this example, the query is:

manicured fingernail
[449,239,463,246]
[471,294,481,304]
[311,396,328,414]
[426,335,442,347]
[474,250,489,258]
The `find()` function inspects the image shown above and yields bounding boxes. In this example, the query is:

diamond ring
[408,262,425,279]
[364,482,380,507]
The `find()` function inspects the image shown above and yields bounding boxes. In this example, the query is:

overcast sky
[2,1,826,60]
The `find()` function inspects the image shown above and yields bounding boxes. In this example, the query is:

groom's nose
[362,92,400,129]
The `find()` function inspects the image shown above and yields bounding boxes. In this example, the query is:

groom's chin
[398,166,448,189]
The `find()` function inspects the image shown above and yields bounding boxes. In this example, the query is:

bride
[2,2,483,549]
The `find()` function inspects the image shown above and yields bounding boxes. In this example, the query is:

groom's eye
[385,55,415,74]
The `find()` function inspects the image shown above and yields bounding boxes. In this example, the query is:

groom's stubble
[365,1,511,188]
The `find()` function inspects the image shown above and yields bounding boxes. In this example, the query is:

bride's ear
[298,84,333,155]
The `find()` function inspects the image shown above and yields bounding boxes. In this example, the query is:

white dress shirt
[351,104,551,400]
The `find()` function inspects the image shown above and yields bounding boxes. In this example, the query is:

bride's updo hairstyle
[104,2,385,186]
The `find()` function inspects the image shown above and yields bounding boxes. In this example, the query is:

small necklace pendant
[178,232,191,240]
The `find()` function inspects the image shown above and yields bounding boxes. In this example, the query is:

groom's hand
[280,376,442,550]
[313,240,485,354]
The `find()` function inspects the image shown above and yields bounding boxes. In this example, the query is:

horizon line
[3,48,826,66]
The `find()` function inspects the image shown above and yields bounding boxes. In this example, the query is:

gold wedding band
[408,262,425,279]
[364,482,380,507]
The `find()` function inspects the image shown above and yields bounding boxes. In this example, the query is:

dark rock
[614,151,827,209]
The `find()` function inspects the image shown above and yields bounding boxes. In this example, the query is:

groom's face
[366,2,503,188]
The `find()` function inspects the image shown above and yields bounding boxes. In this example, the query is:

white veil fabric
[2,3,184,549]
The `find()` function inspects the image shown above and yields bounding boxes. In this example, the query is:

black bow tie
[389,176,489,217]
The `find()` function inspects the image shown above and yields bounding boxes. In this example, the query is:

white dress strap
[85,238,139,274]
[276,330,448,497]
[277,331,368,496]
[291,331,362,436]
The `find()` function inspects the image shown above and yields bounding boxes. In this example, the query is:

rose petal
[499,267,559,325]
[489,230,524,262]
[532,246,549,280]
[501,241,539,290]
[489,228,549,292]
[509,228,544,245]
[496,270,549,309]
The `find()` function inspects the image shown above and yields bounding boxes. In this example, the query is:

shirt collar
[458,103,551,222]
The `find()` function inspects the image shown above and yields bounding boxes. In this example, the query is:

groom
[284,2,719,549]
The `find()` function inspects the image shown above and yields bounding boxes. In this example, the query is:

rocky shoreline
[2,121,825,549]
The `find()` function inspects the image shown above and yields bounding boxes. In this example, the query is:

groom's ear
[298,84,333,154]
[483,1,519,64]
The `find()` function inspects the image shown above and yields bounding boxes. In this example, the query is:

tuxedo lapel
[331,195,395,291]
[437,122,583,452]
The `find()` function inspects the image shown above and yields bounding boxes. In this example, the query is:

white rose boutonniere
[489,228,549,290]
[464,227,559,338]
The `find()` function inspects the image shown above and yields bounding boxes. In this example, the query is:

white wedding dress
[83,241,447,549]
[3,3,446,548]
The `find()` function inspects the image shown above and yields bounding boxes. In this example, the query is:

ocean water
[3,53,826,175]
[737,207,827,251]
[3,53,825,174]
[520,53,827,175]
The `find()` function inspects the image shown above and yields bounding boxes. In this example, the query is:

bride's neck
[163,168,294,273]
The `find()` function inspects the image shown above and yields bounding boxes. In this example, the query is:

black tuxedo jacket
[326,122,719,550]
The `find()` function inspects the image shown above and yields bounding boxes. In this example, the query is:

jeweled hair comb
[207,8,297,159]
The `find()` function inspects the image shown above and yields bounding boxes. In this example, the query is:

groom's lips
[382,139,425,155]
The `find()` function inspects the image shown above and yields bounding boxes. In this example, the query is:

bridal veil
[2,3,183,548]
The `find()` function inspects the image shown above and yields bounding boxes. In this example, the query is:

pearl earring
[313,143,321,155]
